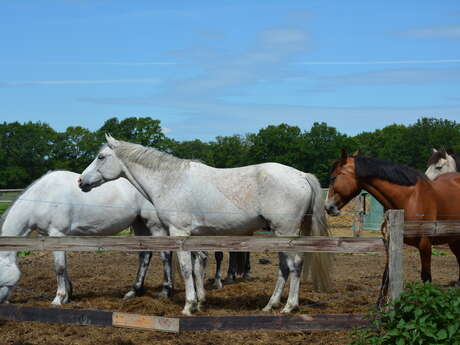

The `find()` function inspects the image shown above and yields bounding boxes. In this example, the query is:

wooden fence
[0,210,455,333]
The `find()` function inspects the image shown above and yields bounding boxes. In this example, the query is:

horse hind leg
[52,250,72,305]
[448,240,460,286]
[281,252,303,313]
[223,252,237,284]
[213,252,224,289]
[192,251,208,311]
[124,251,153,299]
[419,238,432,282]
[242,252,252,281]
[263,252,289,312]
[159,251,174,297]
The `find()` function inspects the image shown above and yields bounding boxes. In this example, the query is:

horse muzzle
[325,200,341,216]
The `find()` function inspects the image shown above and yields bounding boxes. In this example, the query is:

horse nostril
[77,177,82,185]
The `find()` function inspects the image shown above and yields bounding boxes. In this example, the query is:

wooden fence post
[352,194,364,237]
[387,209,404,302]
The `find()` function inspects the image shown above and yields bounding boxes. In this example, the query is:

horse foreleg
[263,252,289,312]
[419,238,432,282]
[177,250,198,315]
[124,251,153,299]
[281,252,303,313]
[448,241,460,286]
[52,250,72,305]
[213,252,223,289]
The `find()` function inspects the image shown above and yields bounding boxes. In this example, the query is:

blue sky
[1,0,460,141]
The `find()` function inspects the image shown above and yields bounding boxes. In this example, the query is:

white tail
[302,173,333,292]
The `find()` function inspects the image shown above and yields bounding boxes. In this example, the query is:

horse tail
[302,173,333,292]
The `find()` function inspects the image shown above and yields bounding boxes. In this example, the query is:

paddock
[1,202,458,344]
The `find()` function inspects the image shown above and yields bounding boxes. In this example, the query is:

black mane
[355,156,425,186]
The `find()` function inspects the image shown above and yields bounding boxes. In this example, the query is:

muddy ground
[2,213,459,345]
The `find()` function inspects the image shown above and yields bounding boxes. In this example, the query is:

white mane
[111,140,191,173]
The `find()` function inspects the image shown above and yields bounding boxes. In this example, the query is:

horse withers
[326,150,460,285]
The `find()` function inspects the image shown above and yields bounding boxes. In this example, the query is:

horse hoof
[123,290,136,300]
[242,274,253,282]
[223,277,235,284]
[213,280,223,290]
[158,288,173,298]
[51,299,63,306]
[281,304,299,313]
[262,305,273,312]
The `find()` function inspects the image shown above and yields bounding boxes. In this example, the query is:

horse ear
[352,150,360,157]
[446,148,455,155]
[105,133,119,149]
[432,148,438,154]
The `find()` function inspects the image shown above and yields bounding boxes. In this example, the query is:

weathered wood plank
[352,194,364,238]
[179,314,370,332]
[404,221,460,238]
[388,210,404,302]
[113,312,179,333]
[0,304,112,327]
[0,236,386,253]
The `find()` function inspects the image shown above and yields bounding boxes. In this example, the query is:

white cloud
[398,24,460,39]
[0,78,161,87]
[321,68,460,85]
[297,59,460,65]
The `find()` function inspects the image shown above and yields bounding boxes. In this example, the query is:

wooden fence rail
[0,235,385,253]
[1,210,453,333]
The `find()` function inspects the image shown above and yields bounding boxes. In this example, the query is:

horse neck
[360,177,416,211]
[120,159,181,205]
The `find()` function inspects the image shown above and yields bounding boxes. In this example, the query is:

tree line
[1,116,459,188]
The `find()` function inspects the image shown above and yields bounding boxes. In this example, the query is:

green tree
[247,123,303,168]
[210,135,250,168]
[301,122,354,185]
[0,121,57,187]
[96,117,167,149]
[51,126,99,172]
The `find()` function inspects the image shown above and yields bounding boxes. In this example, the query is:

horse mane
[0,171,54,234]
[446,149,460,172]
[355,156,426,186]
[112,141,191,173]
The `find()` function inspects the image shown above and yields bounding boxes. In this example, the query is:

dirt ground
[2,213,459,345]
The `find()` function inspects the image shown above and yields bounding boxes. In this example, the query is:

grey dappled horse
[79,135,332,315]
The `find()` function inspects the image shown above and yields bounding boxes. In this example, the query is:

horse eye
[98,154,105,160]
[435,166,442,171]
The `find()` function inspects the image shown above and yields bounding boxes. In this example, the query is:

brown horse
[326,150,460,285]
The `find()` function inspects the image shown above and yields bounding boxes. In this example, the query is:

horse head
[425,148,457,180]
[325,149,361,216]
[79,134,124,192]
[0,252,21,303]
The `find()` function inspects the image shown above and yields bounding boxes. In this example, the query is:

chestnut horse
[326,150,460,285]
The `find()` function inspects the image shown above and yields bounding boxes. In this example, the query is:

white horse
[79,135,333,315]
[425,148,459,180]
[0,170,174,305]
